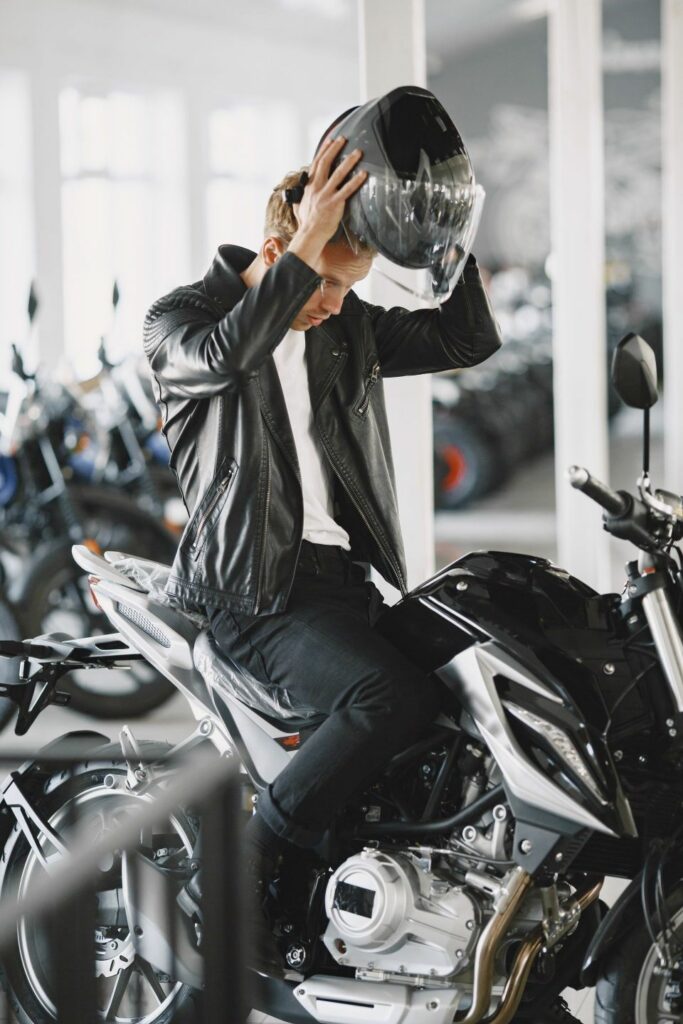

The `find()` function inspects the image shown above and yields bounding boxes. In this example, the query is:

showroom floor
[0,406,666,1022]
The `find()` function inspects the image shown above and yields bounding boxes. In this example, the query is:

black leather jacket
[143,245,501,616]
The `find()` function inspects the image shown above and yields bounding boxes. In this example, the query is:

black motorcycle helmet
[316,85,484,301]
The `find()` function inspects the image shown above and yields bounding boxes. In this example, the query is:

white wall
[0,0,359,373]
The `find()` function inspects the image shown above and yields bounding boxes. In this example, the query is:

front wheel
[0,744,201,1024]
[595,883,683,1024]
[433,415,500,511]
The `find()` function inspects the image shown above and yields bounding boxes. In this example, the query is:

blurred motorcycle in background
[0,285,183,722]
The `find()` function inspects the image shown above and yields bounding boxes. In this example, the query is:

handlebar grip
[568,466,630,517]
[0,641,28,659]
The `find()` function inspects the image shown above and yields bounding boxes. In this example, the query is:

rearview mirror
[611,333,658,409]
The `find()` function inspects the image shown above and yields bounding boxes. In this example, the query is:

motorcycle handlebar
[568,466,630,517]
[0,641,26,659]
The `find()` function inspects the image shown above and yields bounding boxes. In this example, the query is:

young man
[144,135,502,971]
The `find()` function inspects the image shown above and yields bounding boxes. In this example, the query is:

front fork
[635,551,683,733]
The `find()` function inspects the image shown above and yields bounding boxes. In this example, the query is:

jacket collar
[202,245,254,308]
[202,244,367,320]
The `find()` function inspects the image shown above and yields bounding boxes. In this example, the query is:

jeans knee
[413,674,442,725]
[378,671,441,731]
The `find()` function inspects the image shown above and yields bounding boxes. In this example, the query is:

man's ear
[262,236,287,268]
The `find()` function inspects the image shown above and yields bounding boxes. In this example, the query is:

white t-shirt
[272,329,351,550]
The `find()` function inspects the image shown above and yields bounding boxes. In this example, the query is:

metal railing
[0,744,246,1023]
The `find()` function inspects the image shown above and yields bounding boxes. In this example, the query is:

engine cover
[323,849,480,978]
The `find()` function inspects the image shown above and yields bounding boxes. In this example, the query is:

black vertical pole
[643,406,650,475]
[49,886,98,1023]
[49,763,98,1023]
[202,774,245,1024]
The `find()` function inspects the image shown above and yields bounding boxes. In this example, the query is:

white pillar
[662,0,683,489]
[29,62,65,374]
[358,0,434,596]
[547,0,611,590]
[185,87,210,278]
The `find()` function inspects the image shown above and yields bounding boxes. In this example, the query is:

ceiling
[71,0,549,62]
[70,0,652,67]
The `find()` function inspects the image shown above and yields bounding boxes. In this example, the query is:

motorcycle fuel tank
[377,550,639,737]
[376,551,638,840]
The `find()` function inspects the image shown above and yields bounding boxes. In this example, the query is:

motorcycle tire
[0,742,202,1024]
[595,882,683,1024]
[0,596,21,731]
[433,416,499,510]
[16,534,176,720]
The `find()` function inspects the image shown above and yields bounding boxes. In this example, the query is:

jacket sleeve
[143,252,321,398]
[361,255,502,378]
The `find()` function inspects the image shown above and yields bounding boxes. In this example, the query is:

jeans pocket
[209,606,249,643]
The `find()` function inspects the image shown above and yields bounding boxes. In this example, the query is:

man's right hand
[288,136,367,272]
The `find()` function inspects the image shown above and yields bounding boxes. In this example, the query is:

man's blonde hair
[265,167,375,255]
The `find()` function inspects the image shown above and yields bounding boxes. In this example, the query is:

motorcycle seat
[193,629,324,731]
[72,546,209,629]
[73,544,175,596]
[76,546,323,729]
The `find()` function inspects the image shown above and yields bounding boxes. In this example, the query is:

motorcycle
[73,337,186,530]
[0,332,680,1024]
[0,344,179,719]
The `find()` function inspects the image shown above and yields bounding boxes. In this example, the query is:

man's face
[290,241,373,331]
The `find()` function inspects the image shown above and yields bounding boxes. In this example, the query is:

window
[0,72,34,378]
[205,101,299,260]
[60,87,188,377]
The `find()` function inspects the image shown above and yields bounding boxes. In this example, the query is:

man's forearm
[363,256,502,378]
[145,253,320,397]
[288,227,327,275]
[438,256,502,364]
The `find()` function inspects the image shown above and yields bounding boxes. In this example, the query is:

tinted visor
[376,92,468,173]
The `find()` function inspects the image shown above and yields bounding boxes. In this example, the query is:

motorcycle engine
[323,848,483,978]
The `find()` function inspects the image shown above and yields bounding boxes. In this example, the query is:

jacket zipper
[355,361,381,416]
[311,332,406,594]
[257,414,305,613]
[316,425,407,595]
[254,433,272,613]
[191,465,234,554]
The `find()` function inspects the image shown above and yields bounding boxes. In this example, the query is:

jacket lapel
[306,320,350,415]
[257,355,301,477]
[258,322,348,477]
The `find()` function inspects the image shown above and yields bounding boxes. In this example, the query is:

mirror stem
[643,407,650,476]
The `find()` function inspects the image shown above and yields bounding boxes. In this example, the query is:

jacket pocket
[354,359,381,418]
[188,456,238,561]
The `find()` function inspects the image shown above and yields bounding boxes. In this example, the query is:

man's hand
[288,136,366,272]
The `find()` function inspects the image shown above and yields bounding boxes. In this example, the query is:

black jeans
[209,540,441,847]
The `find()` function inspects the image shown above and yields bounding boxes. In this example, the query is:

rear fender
[0,730,109,885]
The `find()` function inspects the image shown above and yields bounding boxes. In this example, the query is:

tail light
[88,574,102,610]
